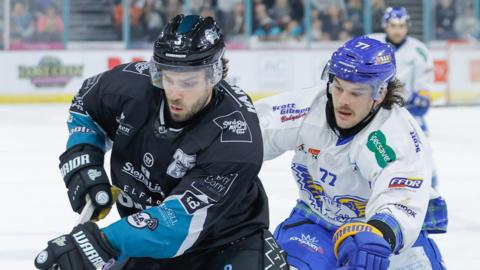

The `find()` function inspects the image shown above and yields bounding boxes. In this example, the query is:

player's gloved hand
[333,222,391,270]
[59,144,113,220]
[34,222,118,270]
[406,90,430,117]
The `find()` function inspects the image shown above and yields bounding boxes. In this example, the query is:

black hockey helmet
[150,14,225,89]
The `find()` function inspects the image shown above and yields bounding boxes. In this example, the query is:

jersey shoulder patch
[213,110,253,143]
[122,61,151,77]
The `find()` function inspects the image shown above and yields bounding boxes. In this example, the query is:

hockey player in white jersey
[256,36,447,270]
[370,7,433,134]
[370,7,440,188]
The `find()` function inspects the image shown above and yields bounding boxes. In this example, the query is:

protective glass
[149,57,223,90]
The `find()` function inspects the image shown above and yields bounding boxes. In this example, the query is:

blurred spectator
[454,3,480,41]
[162,0,183,22]
[142,0,163,41]
[218,1,245,41]
[371,0,386,33]
[113,0,144,40]
[36,5,64,41]
[435,0,457,40]
[320,4,349,41]
[345,0,363,37]
[270,0,291,27]
[311,9,325,41]
[312,0,346,16]
[280,19,302,40]
[10,1,35,42]
[253,2,281,41]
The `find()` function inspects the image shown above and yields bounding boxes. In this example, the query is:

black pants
[117,229,288,270]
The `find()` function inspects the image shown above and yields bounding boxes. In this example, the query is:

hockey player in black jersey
[35,14,287,270]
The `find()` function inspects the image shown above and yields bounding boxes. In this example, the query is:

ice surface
[0,104,478,269]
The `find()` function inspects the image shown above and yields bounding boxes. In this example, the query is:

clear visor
[321,61,386,99]
[149,57,223,90]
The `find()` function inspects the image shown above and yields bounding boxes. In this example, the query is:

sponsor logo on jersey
[393,203,417,217]
[367,130,396,168]
[289,234,324,254]
[308,148,321,159]
[292,163,367,223]
[60,154,91,177]
[127,212,159,230]
[272,103,310,123]
[389,177,423,189]
[143,152,154,167]
[72,230,107,268]
[167,148,196,178]
[157,204,178,227]
[409,130,422,153]
[213,111,253,143]
[69,126,96,135]
[116,112,133,136]
[117,186,163,210]
[18,56,83,88]
[191,173,238,202]
[122,162,165,196]
[180,191,208,214]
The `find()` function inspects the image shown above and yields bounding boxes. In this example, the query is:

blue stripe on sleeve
[66,112,107,151]
[102,198,194,261]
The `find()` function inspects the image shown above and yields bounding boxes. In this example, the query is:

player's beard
[168,90,212,123]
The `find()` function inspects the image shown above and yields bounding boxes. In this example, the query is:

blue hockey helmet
[322,36,396,100]
[382,7,410,27]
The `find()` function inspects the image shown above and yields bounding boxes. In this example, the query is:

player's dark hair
[221,57,229,79]
[381,77,405,109]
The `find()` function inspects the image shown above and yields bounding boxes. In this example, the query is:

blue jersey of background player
[34,14,288,270]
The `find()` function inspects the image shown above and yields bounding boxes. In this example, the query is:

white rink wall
[0,45,479,104]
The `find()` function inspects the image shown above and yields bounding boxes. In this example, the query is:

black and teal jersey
[65,61,268,260]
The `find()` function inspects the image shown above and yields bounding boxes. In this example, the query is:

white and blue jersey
[256,86,447,254]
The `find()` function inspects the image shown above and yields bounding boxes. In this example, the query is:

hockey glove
[333,222,391,270]
[406,90,430,117]
[59,144,113,220]
[34,222,118,270]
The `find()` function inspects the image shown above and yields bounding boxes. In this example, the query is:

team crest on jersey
[367,130,396,168]
[292,163,367,223]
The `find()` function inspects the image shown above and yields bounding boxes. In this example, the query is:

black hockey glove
[34,222,119,270]
[59,144,113,220]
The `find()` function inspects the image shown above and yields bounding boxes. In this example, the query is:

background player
[256,36,447,270]
[34,14,287,270]
[370,7,433,134]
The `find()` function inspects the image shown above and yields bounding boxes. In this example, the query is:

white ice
[0,104,479,269]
